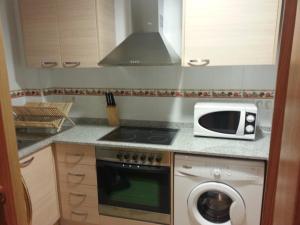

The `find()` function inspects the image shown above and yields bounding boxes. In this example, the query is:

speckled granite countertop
[18,124,271,160]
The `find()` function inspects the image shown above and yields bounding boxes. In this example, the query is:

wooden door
[19,0,62,68]
[261,0,300,224]
[0,24,28,225]
[20,146,60,225]
[57,0,100,68]
[182,0,281,66]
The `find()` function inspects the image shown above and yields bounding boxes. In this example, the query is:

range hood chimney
[98,0,181,66]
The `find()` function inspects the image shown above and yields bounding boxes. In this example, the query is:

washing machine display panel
[197,191,233,223]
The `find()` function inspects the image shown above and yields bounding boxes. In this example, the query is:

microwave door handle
[236,109,246,136]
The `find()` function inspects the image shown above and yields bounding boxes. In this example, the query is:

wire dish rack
[13,102,75,132]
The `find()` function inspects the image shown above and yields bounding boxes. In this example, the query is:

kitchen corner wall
[2,0,276,127]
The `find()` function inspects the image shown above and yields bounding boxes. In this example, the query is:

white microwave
[194,102,258,140]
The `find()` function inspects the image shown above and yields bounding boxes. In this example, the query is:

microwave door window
[199,111,241,134]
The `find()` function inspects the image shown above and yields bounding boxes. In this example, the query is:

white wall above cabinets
[182,0,282,67]
[19,0,116,68]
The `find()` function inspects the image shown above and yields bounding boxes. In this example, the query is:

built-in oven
[96,147,171,224]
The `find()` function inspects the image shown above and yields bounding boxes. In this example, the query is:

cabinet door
[183,0,281,66]
[19,0,62,68]
[57,0,100,68]
[97,0,116,60]
[20,146,60,225]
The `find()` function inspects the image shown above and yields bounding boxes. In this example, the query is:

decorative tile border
[10,88,275,99]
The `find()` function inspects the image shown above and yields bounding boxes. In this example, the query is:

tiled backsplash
[10,88,274,99]
[13,87,275,128]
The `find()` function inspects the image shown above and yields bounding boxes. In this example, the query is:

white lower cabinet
[20,146,60,225]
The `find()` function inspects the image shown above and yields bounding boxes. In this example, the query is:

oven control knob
[116,152,123,160]
[155,155,162,163]
[140,154,146,162]
[132,154,138,162]
[246,114,255,123]
[124,153,130,160]
[148,155,154,163]
[245,125,255,133]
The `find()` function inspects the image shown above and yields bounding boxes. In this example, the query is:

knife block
[106,106,120,126]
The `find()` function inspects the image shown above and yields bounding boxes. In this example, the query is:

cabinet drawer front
[57,163,97,186]
[59,182,98,208]
[62,205,99,224]
[56,144,95,165]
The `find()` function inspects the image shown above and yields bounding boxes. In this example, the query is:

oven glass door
[198,111,241,134]
[97,160,170,214]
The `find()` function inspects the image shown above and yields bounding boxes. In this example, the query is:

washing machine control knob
[213,168,221,178]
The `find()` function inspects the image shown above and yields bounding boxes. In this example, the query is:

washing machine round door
[188,182,245,225]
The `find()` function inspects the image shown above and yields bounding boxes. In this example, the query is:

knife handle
[105,92,110,106]
[110,93,116,106]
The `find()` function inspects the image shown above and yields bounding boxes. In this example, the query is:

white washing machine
[174,154,265,225]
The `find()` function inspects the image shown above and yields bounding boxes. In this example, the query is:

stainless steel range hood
[98,0,181,66]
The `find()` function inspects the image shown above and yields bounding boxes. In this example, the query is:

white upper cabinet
[19,0,62,68]
[182,0,282,66]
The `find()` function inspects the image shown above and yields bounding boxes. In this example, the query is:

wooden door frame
[0,20,28,225]
[261,0,299,224]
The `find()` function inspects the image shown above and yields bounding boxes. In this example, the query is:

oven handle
[97,160,170,173]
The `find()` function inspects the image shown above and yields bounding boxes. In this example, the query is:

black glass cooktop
[99,126,178,145]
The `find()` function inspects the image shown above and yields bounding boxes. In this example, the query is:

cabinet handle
[41,61,58,68]
[67,172,86,178]
[182,165,193,169]
[67,153,84,157]
[70,192,87,198]
[71,210,88,217]
[20,157,34,168]
[188,59,210,66]
[63,62,80,68]
[21,177,32,225]
[66,153,84,164]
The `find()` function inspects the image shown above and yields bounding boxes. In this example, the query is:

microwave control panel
[244,112,257,134]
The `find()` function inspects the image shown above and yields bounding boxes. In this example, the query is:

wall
[31,65,276,127]
[3,0,277,126]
